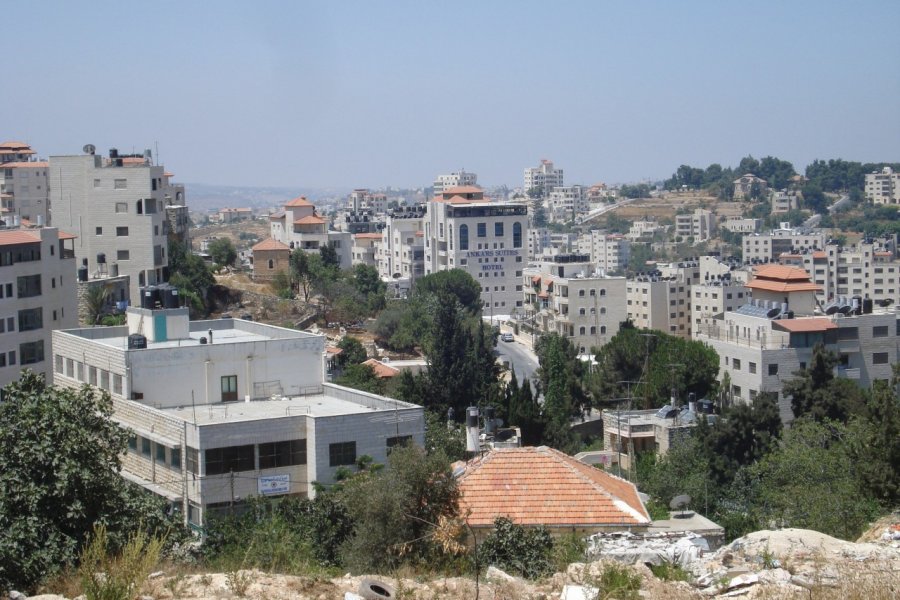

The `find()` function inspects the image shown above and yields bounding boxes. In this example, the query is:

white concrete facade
[578,231,630,273]
[433,170,477,195]
[523,255,627,354]
[675,209,717,242]
[0,227,78,388]
[865,167,900,205]
[52,310,424,527]
[424,190,528,315]
[49,150,185,301]
[524,159,563,196]
[742,228,827,264]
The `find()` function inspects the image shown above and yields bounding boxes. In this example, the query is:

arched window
[590,326,596,334]
[590,307,596,315]
[600,289,606,296]
[601,307,606,315]
[590,289,596,296]
[579,289,585,297]
[579,308,586,315]
[459,224,469,250]
[579,326,585,335]
[513,222,522,248]
[601,326,607,334]
[267,259,274,269]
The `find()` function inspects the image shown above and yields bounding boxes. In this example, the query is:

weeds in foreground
[649,561,691,582]
[583,562,642,600]
[79,524,166,600]
[225,569,255,597]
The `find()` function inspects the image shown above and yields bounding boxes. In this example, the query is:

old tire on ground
[358,578,395,599]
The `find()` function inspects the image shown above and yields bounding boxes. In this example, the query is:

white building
[348,189,389,214]
[0,141,49,225]
[771,190,800,214]
[524,159,564,196]
[695,264,899,422]
[733,174,768,200]
[577,231,630,273]
[269,196,352,269]
[547,185,588,223]
[675,209,717,242]
[523,254,627,354]
[722,217,762,234]
[0,227,78,389]
[49,148,186,302]
[376,205,426,296]
[52,306,424,527]
[350,233,381,268]
[627,219,665,242]
[742,227,827,264]
[864,167,900,206]
[433,170,477,196]
[424,186,528,316]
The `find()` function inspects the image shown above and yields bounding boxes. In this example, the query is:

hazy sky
[4,1,899,189]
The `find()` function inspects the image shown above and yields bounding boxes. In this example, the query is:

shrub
[79,524,165,600]
[477,517,554,580]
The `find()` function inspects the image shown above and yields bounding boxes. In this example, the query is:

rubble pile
[586,530,712,568]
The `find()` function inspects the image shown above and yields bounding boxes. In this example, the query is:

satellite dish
[82,144,96,155]
[670,494,692,511]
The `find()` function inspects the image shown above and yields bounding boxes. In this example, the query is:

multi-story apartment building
[695,264,899,422]
[424,186,528,315]
[675,208,717,242]
[732,173,768,200]
[376,205,426,296]
[350,233,381,268]
[627,219,665,242]
[0,227,78,388]
[778,237,900,307]
[577,231,630,273]
[49,148,186,302]
[218,207,253,223]
[1,141,49,225]
[523,254,627,354]
[722,217,762,234]
[52,304,425,527]
[547,185,588,223]
[742,227,827,264]
[864,167,900,205]
[269,196,352,268]
[524,159,563,196]
[432,170,477,196]
[771,190,800,214]
[348,189,389,214]
[690,274,748,333]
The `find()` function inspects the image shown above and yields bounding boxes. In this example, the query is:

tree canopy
[207,237,238,268]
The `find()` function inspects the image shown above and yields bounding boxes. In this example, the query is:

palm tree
[84,286,110,325]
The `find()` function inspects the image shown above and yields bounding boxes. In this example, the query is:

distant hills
[184,183,352,212]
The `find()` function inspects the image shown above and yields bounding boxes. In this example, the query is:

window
[387,435,412,453]
[114,178,127,190]
[55,354,63,373]
[186,448,199,474]
[768,363,778,376]
[141,438,151,457]
[836,327,858,341]
[494,222,504,237]
[579,326,585,335]
[19,341,44,365]
[873,325,888,338]
[513,222,522,248]
[17,274,41,298]
[732,359,741,370]
[116,226,129,237]
[128,435,137,452]
[477,223,486,237]
[117,250,130,261]
[749,362,757,374]
[267,259,274,269]
[873,352,889,365]
[329,441,356,466]
[156,443,167,464]
[221,375,238,402]
[113,374,122,395]
[459,224,468,250]
[258,439,307,469]
[93,178,101,188]
[205,445,255,475]
[96,227,103,235]
[115,202,127,213]
[19,307,44,331]
[171,448,181,469]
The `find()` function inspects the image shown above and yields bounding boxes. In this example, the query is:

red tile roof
[362,358,400,378]
[443,185,483,195]
[812,251,827,260]
[251,238,290,252]
[58,231,77,240]
[752,264,811,281]
[293,215,326,225]
[0,230,41,246]
[0,161,47,168]
[773,318,837,333]
[268,210,285,221]
[457,446,649,528]
[284,196,313,207]
[353,233,382,240]
[746,264,820,293]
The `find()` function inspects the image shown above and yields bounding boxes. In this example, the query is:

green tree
[168,239,214,316]
[0,372,179,592]
[424,293,474,416]
[478,517,554,580]
[748,419,879,540]
[351,263,387,315]
[84,285,110,325]
[534,333,585,453]
[319,244,341,270]
[336,363,385,395]
[270,269,293,299]
[626,244,654,274]
[337,445,460,573]
[207,237,238,268]
[784,344,866,422]
[413,269,484,314]
[290,248,314,302]
[336,336,368,367]
[801,182,828,214]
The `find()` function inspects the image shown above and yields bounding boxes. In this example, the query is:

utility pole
[229,470,235,516]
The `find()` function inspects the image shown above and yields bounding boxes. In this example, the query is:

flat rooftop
[162,392,419,425]
[98,328,272,350]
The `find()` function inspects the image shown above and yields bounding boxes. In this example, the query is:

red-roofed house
[250,238,291,282]
[269,196,352,268]
[456,446,649,535]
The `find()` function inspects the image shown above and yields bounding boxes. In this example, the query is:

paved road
[497,332,539,391]
[576,197,639,224]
